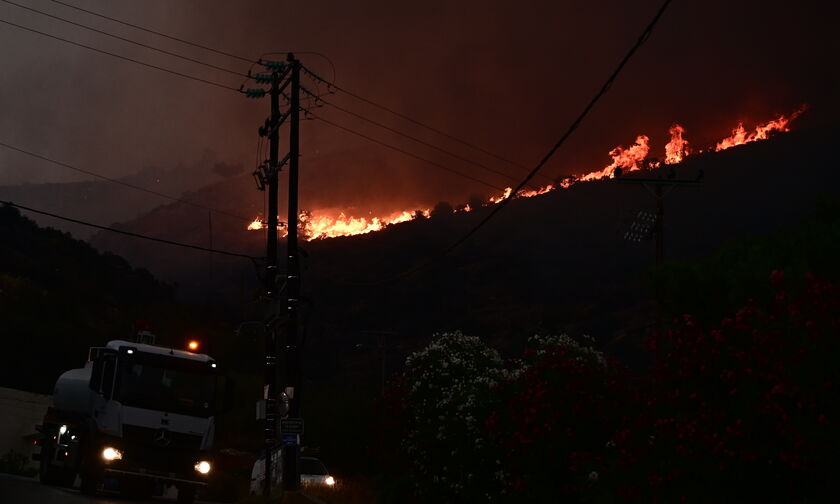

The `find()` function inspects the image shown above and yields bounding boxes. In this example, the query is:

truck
[35,335,222,503]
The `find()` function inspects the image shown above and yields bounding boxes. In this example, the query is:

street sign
[281,433,299,446]
[281,418,304,434]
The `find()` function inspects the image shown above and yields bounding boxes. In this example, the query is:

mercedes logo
[154,428,172,447]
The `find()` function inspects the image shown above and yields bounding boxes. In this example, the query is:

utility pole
[282,52,302,492]
[247,55,302,496]
[247,59,291,499]
[616,166,701,504]
[615,165,702,353]
[262,68,281,499]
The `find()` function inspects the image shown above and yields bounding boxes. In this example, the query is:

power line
[0,140,256,224]
[2,200,259,261]
[0,16,240,92]
[0,0,248,78]
[309,113,506,192]
[302,65,534,175]
[304,89,541,188]
[47,0,254,64]
[29,0,529,186]
[47,0,337,82]
[10,0,534,192]
[348,0,675,286]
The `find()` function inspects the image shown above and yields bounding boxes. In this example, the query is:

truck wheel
[177,484,196,504]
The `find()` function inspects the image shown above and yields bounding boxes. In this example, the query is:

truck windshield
[116,361,215,417]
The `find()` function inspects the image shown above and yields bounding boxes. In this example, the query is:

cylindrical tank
[52,366,96,415]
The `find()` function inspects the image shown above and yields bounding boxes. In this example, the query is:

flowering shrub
[638,271,840,502]
[398,331,509,501]
[383,272,839,503]
[487,334,639,502]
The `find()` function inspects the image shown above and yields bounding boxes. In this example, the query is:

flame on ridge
[299,209,430,240]
[247,107,805,240]
[714,105,806,151]
[664,124,690,164]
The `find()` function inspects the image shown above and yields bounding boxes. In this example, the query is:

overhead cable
[2,200,259,261]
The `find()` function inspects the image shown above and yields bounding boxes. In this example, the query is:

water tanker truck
[35,336,221,503]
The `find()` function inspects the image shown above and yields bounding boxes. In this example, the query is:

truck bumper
[103,468,207,487]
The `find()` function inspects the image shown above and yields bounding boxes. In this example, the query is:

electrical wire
[0,16,240,92]
[0,0,248,78]
[344,0,675,286]
[6,0,539,193]
[46,0,337,82]
[0,140,256,224]
[303,89,540,188]
[309,113,505,192]
[19,0,540,190]
[47,0,254,64]
[302,65,535,175]
[2,200,259,261]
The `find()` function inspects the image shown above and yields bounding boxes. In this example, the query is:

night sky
[0,0,836,214]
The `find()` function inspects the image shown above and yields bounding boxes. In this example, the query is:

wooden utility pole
[262,68,281,499]
[616,170,701,350]
[282,52,302,492]
[246,54,304,496]
[247,58,291,498]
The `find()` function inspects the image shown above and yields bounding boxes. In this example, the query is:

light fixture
[102,447,123,461]
[194,461,211,474]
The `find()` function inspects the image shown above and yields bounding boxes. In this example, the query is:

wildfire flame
[579,135,650,181]
[714,105,806,151]
[246,107,805,240]
[488,187,513,204]
[664,124,690,164]
[299,210,430,240]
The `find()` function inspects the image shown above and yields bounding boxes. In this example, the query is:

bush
[488,334,639,502]
[636,271,840,502]
[396,331,509,501]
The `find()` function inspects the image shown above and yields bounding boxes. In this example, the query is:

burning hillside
[248,106,806,241]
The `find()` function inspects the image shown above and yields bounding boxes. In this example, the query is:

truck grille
[117,425,204,474]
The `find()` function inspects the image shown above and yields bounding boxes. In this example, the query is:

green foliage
[398,331,508,501]
[649,194,840,325]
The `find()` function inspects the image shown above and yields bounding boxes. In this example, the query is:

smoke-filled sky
[0,0,836,213]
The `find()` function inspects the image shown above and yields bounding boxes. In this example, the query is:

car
[249,447,282,495]
[300,457,336,487]
[249,452,335,494]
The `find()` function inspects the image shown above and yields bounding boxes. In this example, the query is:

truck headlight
[102,447,123,461]
[325,475,336,486]
[194,460,211,474]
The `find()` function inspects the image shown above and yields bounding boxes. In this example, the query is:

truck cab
[37,338,221,504]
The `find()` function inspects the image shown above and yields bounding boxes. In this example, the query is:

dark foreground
[0,473,219,504]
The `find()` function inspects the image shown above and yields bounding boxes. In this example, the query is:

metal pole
[262,69,281,499]
[282,52,302,492]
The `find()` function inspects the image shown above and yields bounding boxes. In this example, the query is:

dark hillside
[0,205,235,393]
[87,126,840,369]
